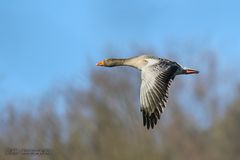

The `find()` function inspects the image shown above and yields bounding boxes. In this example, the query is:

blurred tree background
[1,0,240,159]
[0,48,240,160]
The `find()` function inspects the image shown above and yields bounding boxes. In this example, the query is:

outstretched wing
[140,64,178,129]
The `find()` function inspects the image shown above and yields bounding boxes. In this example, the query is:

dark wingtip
[142,110,162,130]
[142,111,147,126]
[150,120,154,129]
[147,118,150,129]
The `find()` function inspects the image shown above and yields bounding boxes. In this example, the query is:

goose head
[96,55,158,70]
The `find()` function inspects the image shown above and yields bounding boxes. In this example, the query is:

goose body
[96,55,199,129]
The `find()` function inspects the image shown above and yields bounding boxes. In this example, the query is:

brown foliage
[0,52,239,160]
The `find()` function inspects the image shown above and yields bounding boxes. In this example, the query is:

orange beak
[96,60,105,66]
[184,69,199,74]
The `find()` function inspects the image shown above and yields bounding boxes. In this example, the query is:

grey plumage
[140,61,179,129]
[96,55,199,129]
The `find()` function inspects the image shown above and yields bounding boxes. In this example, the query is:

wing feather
[140,64,178,129]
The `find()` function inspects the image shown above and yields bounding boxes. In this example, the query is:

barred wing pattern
[140,64,178,129]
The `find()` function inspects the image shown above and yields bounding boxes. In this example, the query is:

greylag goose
[96,55,199,129]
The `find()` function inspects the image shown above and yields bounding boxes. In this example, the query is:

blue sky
[0,0,240,103]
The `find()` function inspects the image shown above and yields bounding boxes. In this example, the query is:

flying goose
[96,55,199,129]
